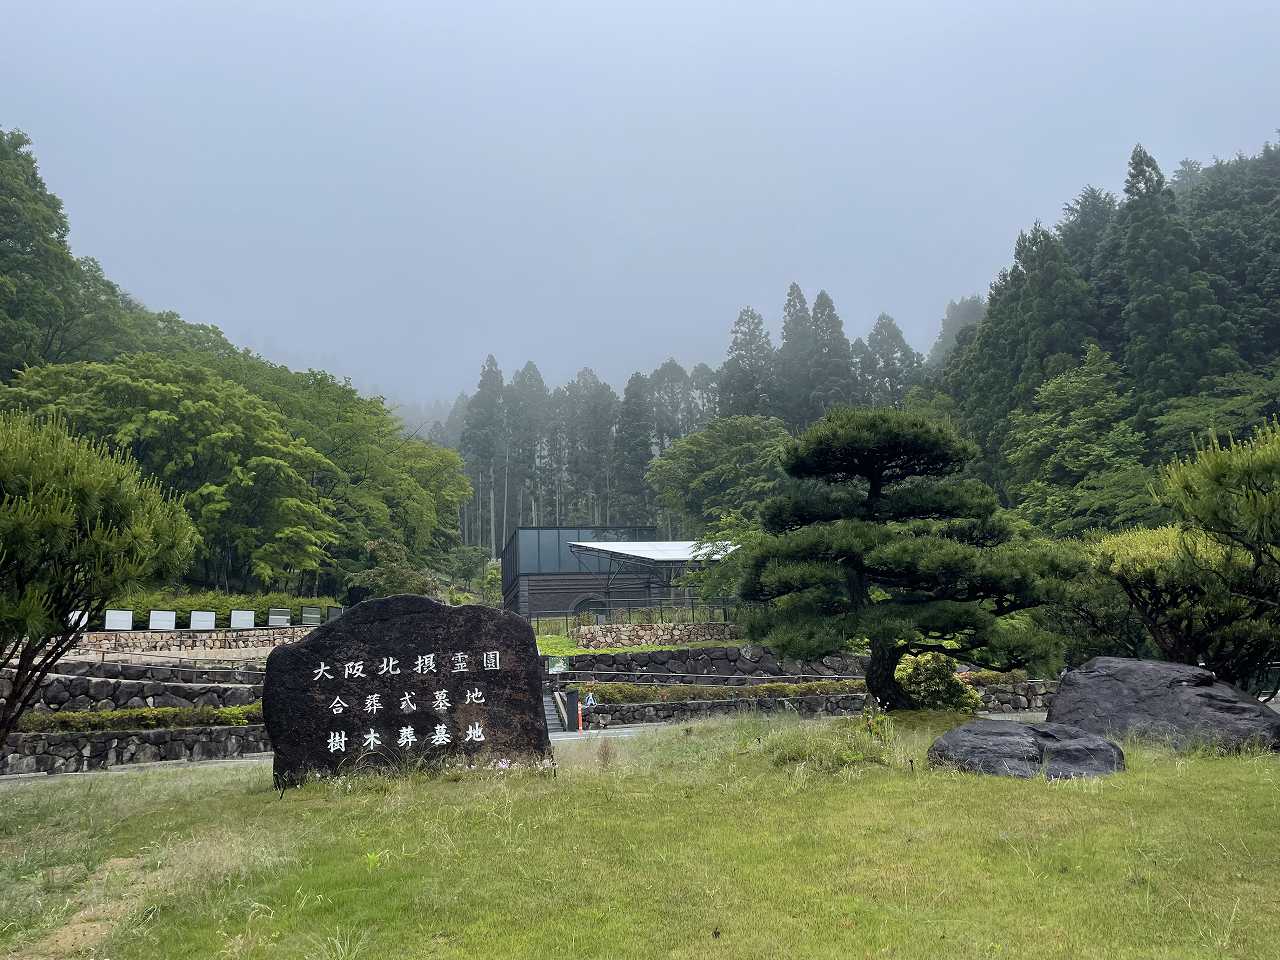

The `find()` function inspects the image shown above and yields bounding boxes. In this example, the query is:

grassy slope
[535,635,727,657]
[2,714,1278,959]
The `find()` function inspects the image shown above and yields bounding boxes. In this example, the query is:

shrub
[103,589,340,630]
[758,714,892,772]
[18,702,262,733]
[571,679,865,705]
[893,653,982,712]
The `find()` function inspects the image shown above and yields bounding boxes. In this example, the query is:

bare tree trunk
[488,464,496,558]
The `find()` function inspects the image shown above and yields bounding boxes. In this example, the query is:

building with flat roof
[500,526,725,618]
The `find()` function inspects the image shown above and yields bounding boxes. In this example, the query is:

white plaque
[104,609,133,631]
[230,609,255,629]
[189,610,216,630]
[149,610,177,630]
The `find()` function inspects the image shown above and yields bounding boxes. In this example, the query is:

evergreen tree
[460,355,505,557]
[613,372,656,524]
[688,362,718,429]
[862,314,923,407]
[809,290,854,415]
[1056,186,1117,282]
[650,358,693,451]
[718,306,774,417]
[1119,145,1236,405]
[503,361,549,530]
[1004,346,1163,536]
[740,408,1073,707]
[770,282,817,429]
[925,296,984,369]
[945,226,1097,465]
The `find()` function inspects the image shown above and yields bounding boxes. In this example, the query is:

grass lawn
[535,634,728,657]
[2,713,1278,959]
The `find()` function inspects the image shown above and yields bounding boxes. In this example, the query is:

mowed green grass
[2,713,1278,959]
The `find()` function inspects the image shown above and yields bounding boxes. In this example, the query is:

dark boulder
[1047,657,1280,750]
[927,719,1124,779]
[264,595,550,787]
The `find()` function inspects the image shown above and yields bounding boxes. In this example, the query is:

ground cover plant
[2,713,1277,959]
[16,703,262,734]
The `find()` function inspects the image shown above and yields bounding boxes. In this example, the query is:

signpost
[264,595,551,787]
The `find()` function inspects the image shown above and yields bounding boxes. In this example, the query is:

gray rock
[1047,657,1280,750]
[927,719,1124,779]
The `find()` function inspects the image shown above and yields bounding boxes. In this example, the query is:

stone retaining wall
[583,693,869,728]
[1,669,260,714]
[1,724,270,776]
[571,622,741,649]
[554,645,866,683]
[977,679,1058,713]
[74,625,311,653]
[45,659,264,684]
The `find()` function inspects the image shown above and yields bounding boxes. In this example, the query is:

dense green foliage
[571,679,867,704]
[17,702,262,733]
[740,408,1076,708]
[0,410,195,741]
[944,139,1280,519]
[17,701,263,732]
[893,653,983,712]
[0,127,471,598]
[104,588,339,630]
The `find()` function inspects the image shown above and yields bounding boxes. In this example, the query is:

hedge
[100,590,340,631]
[569,679,866,705]
[17,703,263,733]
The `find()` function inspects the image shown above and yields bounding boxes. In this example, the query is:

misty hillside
[2,129,1277,583]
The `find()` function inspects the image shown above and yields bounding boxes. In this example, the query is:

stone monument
[264,595,551,787]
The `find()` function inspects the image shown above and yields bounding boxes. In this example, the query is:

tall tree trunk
[501,447,509,548]
[488,464,496,558]
[865,636,915,710]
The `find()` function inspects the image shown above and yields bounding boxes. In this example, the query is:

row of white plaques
[73,609,292,631]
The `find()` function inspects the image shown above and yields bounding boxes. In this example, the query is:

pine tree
[718,307,774,417]
[741,408,1072,707]
[770,282,817,429]
[613,372,656,524]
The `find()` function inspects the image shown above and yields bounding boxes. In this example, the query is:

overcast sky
[4,2,1277,408]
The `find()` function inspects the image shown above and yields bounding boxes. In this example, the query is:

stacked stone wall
[1,725,270,776]
[570,622,741,648]
[976,680,1058,713]
[74,625,310,653]
[1,669,260,714]
[553,645,866,683]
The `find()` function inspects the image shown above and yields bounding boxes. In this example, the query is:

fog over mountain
[3,1,1276,404]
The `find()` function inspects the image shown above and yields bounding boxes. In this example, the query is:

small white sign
[189,610,216,630]
[230,609,256,629]
[268,609,291,627]
[149,610,177,630]
[104,609,133,631]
